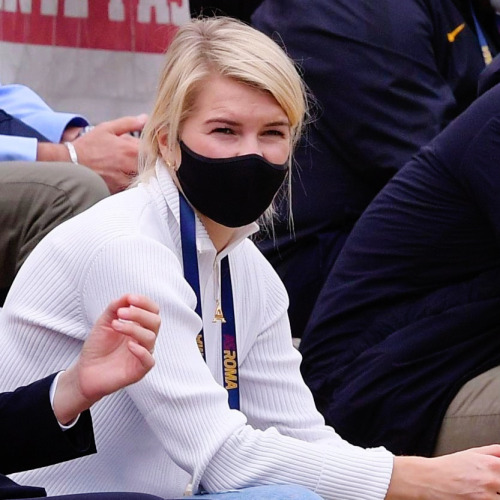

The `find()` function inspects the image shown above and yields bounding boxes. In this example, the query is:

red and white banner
[0,1,190,123]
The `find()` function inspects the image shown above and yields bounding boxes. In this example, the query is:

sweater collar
[154,158,258,257]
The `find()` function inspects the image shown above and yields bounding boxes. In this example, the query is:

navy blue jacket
[252,0,500,337]
[0,374,95,498]
[0,110,49,142]
[189,1,262,23]
[300,83,500,457]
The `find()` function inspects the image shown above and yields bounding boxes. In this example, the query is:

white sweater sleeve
[235,248,339,441]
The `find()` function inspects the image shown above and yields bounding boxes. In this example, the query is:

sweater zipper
[212,258,226,323]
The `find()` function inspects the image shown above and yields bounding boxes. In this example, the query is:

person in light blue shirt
[0,80,147,190]
[0,83,88,161]
[0,81,147,306]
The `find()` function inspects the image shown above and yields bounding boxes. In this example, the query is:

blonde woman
[2,16,500,500]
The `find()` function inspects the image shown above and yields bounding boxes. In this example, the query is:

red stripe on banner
[0,0,187,53]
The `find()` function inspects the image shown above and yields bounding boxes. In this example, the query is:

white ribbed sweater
[0,164,393,499]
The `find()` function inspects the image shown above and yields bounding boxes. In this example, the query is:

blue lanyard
[471,3,493,65]
[179,193,240,410]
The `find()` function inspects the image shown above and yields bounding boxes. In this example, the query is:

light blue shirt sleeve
[0,83,89,161]
[0,135,38,161]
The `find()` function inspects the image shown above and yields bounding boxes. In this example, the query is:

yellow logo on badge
[447,23,466,42]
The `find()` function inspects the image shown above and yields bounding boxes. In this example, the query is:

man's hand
[72,115,148,193]
[37,114,148,194]
[53,294,160,425]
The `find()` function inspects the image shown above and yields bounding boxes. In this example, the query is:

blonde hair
[139,16,308,226]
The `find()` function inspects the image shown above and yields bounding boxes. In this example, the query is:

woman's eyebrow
[204,118,290,127]
[265,120,290,127]
[205,118,240,126]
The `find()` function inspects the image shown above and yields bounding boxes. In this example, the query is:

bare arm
[36,141,72,162]
[387,446,500,499]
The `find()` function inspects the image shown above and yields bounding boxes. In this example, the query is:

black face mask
[176,141,288,228]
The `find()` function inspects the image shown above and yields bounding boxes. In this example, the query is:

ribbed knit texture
[0,163,393,499]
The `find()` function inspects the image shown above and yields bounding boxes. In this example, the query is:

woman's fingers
[112,318,157,354]
[127,341,156,371]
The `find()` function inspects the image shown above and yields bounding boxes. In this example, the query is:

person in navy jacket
[299,77,500,457]
[252,0,500,338]
[189,1,262,23]
[0,294,161,500]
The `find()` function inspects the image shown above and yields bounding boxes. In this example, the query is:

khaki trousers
[433,365,500,455]
[0,161,109,305]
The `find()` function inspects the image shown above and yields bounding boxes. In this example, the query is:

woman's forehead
[189,75,288,123]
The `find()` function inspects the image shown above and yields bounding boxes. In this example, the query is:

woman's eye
[212,127,234,135]
[263,129,286,138]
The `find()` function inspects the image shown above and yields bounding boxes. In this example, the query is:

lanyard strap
[471,3,493,65]
[179,193,240,410]
[179,193,205,360]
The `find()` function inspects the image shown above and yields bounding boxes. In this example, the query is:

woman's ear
[157,127,182,171]
[157,128,170,161]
